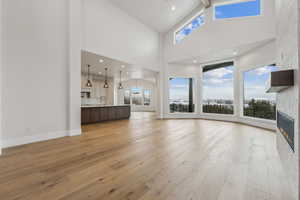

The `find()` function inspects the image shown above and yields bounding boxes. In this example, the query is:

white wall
[83,0,160,72]
[117,79,157,112]
[2,0,80,147]
[164,0,276,63]
[0,0,3,154]
[275,0,299,199]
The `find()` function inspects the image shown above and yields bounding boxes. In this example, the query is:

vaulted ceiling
[110,0,203,32]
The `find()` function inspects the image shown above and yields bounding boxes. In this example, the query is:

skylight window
[175,14,204,44]
[214,0,261,20]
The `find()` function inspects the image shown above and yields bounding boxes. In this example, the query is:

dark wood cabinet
[81,106,130,125]
[108,107,116,120]
[117,106,130,119]
[81,108,91,124]
[90,108,100,123]
[100,107,109,121]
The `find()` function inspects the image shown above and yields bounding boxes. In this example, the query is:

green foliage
[170,104,194,113]
[203,104,234,114]
[244,99,276,120]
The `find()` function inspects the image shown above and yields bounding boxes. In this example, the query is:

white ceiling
[170,39,275,66]
[110,0,202,32]
[81,51,158,83]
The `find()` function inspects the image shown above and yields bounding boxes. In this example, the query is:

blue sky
[244,65,278,101]
[176,0,261,43]
[203,66,234,100]
[169,78,190,101]
[215,0,261,19]
[169,65,277,102]
[176,15,204,43]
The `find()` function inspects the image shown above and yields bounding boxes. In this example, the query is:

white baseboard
[162,114,276,131]
[2,129,82,148]
[68,129,82,136]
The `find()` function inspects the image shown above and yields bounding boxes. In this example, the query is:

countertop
[81,104,130,108]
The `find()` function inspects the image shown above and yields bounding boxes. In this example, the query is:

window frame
[201,62,235,116]
[131,88,143,106]
[124,87,152,107]
[168,77,196,114]
[143,89,151,106]
[213,0,263,21]
[173,10,205,44]
[241,64,278,122]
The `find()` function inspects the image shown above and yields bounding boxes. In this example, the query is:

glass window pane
[169,78,194,113]
[144,90,151,106]
[215,0,261,19]
[243,65,278,120]
[175,15,204,43]
[131,88,142,105]
[203,65,234,114]
[124,89,131,105]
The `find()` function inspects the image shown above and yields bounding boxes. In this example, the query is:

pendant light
[103,68,109,88]
[118,70,123,90]
[86,64,92,88]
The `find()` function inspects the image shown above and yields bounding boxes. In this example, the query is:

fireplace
[277,111,294,152]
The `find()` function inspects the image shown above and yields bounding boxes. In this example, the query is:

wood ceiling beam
[200,0,211,8]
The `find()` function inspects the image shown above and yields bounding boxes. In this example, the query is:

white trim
[200,60,236,116]
[241,115,276,124]
[239,116,276,130]
[173,9,205,44]
[2,129,82,148]
[168,77,197,114]
[241,64,277,120]
[0,0,2,155]
[68,0,82,138]
[69,129,82,136]
[163,114,275,131]
[2,131,69,148]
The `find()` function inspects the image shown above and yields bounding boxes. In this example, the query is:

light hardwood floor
[0,112,293,200]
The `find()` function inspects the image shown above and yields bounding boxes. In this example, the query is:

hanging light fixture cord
[86,64,92,88]
[118,70,123,89]
[104,68,109,88]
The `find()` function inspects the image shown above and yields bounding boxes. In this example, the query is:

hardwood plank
[0,112,293,200]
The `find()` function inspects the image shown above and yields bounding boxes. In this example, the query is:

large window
[202,63,234,114]
[143,90,151,106]
[243,65,278,120]
[124,88,151,106]
[175,14,204,44]
[131,88,142,106]
[215,0,261,20]
[169,78,194,113]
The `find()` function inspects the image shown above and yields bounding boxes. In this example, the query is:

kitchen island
[81,105,130,125]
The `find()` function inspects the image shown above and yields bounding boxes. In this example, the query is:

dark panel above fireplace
[277,111,294,152]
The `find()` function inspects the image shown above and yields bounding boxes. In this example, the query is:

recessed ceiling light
[99,59,104,63]
[121,65,125,68]
[193,60,197,63]
[233,51,238,56]
[171,5,176,11]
